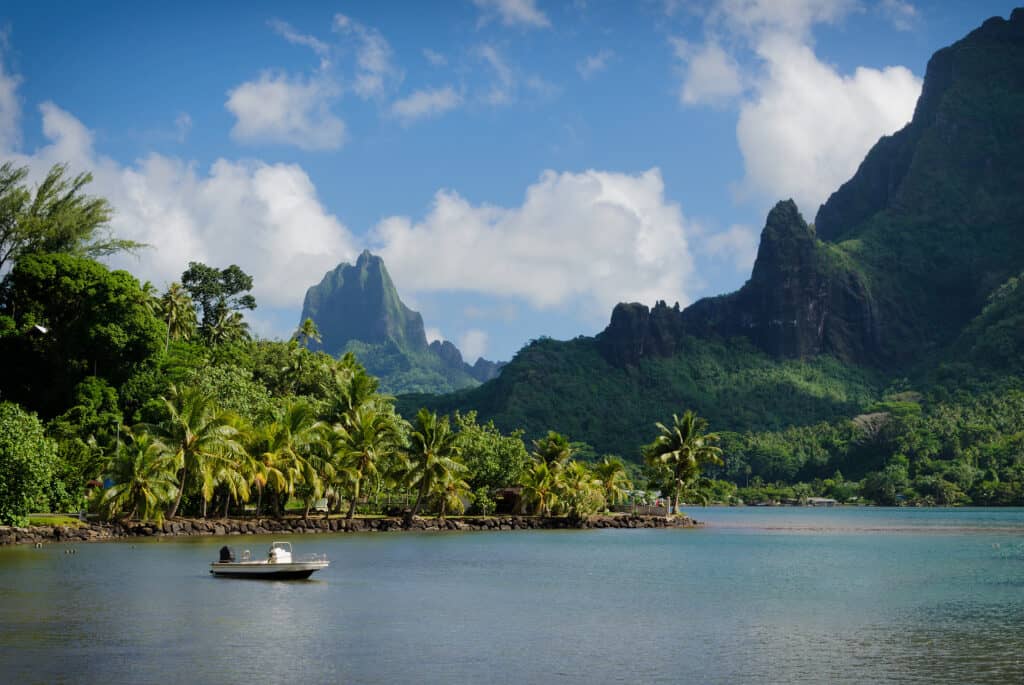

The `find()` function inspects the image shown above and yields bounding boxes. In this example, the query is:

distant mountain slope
[404,9,1024,456]
[300,251,502,394]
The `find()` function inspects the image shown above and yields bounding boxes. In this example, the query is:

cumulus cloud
[371,168,695,317]
[425,327,444,343]
[459,329,489,362]
[422,48,447,67]
[736,35,920,212]
[472,0,551,29]
[672,38,743,105]
[391,86,463,124]
[0,42,20,152]
[879,0,918,31]
[4,102,357,329]
[268,18,331,66]
[333,13,402,99]
[701,224,759,272]
[226,71,345,151]
[676,0,921,213]
[577,49,615,80]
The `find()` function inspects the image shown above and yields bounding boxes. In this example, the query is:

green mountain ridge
[299,250,503,395]
[402,8,1024,458]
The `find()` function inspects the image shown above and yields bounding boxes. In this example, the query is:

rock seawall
[0,514,699,546]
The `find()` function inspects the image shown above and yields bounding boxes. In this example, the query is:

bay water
[2,507,1023,684]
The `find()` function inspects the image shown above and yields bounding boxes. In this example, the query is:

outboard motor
[219,545,234,562]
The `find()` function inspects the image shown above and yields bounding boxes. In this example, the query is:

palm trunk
[223,496,230,519]
[439,497,447,524]
[347,478,360,519]
[202,497,207,519]
[168,468,187,519]
[672,492,679,516]
[410,476,429,518]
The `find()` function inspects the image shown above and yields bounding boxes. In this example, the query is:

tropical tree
[145,384,245,519]
[558,460,604,518]
[407,409,462,518]
[593,456,633,509]
[433,462,471,523]
[159,282,198,351]
[643,411,723,515]
[519,461,560,516]
[531,431,574,468]
[0,402,57,525]
[207,310,250,346]
[0,162,139,274]
[97,431,178,524]
[250,400,331,518]
[180,261,256,333]
[292,317,322,349]
[333,404,404,518]
[320,352,381,423]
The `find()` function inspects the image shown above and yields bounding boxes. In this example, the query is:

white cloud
[423,48,447,67]
[459,329,489,362]
[391,86,463,124]
[701,224,759,272]
[174,112,192,143]
[736,35,920,212]
[226,71,345,151]
[268,18,331,66]
[577,49,615,80]
[333,13,402,99]
[425,327,444,343]
[0,43,21,152]
[677,0,921,213]
[372,168,696,317]
[478,44,516,105]
[4,102,357,336]
[713,0,858,39]
[879,0,918,31]
[472,0,551,29]
[672,38,743,105]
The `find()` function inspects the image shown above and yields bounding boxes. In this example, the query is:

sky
[0,0,1016,363]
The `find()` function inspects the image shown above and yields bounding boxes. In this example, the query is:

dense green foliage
[0,402,57,525]
[403,335,881,458]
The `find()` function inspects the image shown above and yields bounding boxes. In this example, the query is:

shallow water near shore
[2,508,1023,684]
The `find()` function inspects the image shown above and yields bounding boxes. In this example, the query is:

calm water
[3,508,1024,684]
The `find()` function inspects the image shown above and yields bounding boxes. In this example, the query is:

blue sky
[0,0,1016,362]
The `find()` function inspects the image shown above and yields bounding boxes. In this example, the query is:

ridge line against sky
[0,0,1013,361]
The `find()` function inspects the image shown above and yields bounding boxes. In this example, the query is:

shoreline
[0,513,700,547]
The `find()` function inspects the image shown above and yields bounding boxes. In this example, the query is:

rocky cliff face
[601,9,1024,370]
[299,251,504,392]
[302,250,428,355]
[598,201,880,366]
[682,201,880,363]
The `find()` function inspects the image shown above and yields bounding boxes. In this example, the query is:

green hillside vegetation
[400,335,881,458]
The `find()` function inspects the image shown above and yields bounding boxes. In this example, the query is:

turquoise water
[2,508,1024,684]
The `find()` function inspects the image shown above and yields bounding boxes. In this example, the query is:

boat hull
[209,560,329,580]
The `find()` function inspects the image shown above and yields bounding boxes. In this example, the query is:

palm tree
[252,400,331,518]
[558,461,604,518]
[97,431,178,524]
[407,409,463,518]
[146,384,245,519]
[292,317,322,348]
[593,456,633,509]
[159,282,197,352]
[207,309,250,346]
[433,464,471,523]
[320,353,381,423]
[519,461,559,516]
[643,410,723,515]
[333,404,403,519]
[531,431,574,468]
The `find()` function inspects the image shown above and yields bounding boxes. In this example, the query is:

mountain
[300,251,503,394]
[400,9,1024,456]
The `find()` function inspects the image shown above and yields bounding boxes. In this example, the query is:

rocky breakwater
[0,513,700,546]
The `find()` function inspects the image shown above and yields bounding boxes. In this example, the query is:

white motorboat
[210,541,329,579]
